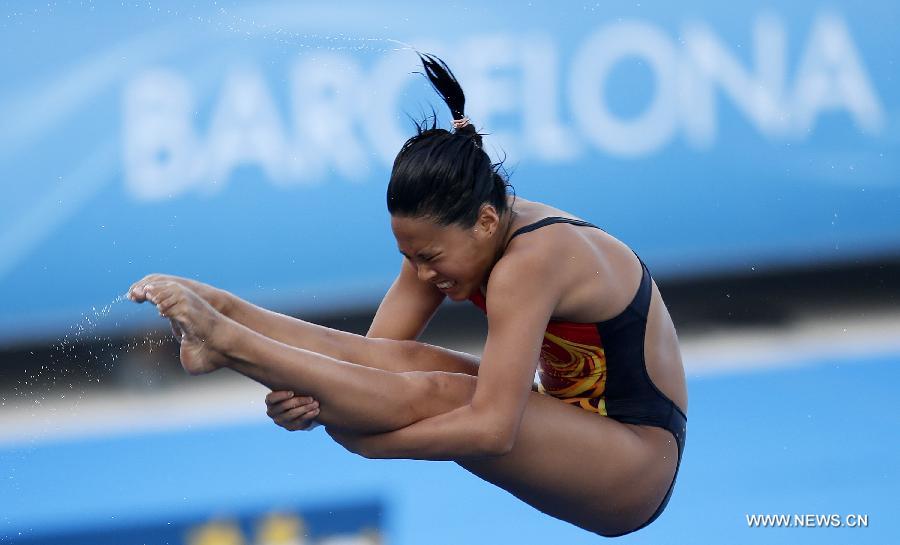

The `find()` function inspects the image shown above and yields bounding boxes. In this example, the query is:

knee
[395,339,429,367]
[428,371,477,401]
[369,339,426,373]
[401,371,476,416]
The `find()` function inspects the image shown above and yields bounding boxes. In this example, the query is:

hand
[142,280,232,375]
[265,390,321,431]
[129,274,232,314]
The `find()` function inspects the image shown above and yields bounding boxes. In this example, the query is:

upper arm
[470,248,563,447]
[367,258,445,340]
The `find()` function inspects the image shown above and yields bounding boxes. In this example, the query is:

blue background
[2,350,897,544]
[1,2,898,544]
[1,0,898,345]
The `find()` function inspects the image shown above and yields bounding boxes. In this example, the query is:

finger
[266,396,312,417]
[266,398,290,418]
[286,410,320,431]
[284,396,316,411]
[265,390,295,405]
[281,404,319,422]
[276,403,320,425]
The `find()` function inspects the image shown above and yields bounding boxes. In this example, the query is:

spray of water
[129,3,417,53]
[1,3,425,444]
[211,5,417,54]
[5,294,174,417]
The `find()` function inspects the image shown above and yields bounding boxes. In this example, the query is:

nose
[416,263,438,283]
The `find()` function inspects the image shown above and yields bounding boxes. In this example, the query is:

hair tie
[451,116,470,130]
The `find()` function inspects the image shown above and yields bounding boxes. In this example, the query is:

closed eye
[399,250,440,263]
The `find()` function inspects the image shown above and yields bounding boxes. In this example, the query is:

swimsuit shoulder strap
[506,216,654,316]
[506,216,603,247]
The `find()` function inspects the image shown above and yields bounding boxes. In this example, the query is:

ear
[473,204,501,239]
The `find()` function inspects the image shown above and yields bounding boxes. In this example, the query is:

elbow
[478,424,516,457]
[325,427,384,459]
[484,437,514,457]
[357,448,381,460]
[469,404,518,457]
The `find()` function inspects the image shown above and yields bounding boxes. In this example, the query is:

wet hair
[386,53,512,228]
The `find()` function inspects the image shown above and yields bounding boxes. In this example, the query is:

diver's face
[391,213,498,301]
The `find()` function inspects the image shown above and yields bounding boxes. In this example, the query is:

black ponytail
[386,53,510,227]
[417,53,483,147]
[418,53,465,121]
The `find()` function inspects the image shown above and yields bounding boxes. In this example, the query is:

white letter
[682,13,788,144]
[521,34,578,161]
[205,66,289,189]
[791,13,884,135]
[123,70,199,201]
[290,53,368,182]
[569,21,679,157]
[455,35,521,159]
[360,50,422,167]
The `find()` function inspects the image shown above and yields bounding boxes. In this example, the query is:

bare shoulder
[498,199,639,321]
[487,233,568,309]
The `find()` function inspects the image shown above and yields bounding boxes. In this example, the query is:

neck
[476,209,518,294]
[493,207,518,263]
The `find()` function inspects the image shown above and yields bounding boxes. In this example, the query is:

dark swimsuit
[468,217,687,535]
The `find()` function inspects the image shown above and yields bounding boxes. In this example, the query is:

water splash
[212,7,417,53]
[10,294,172,407]
[2,292,184,445]
[136,3,418,54]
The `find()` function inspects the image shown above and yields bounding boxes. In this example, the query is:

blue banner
[12,502,383,545]
[1,1,897,344]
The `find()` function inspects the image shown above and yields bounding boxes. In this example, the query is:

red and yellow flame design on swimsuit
[468,291,608,415]
[538,322,608,415]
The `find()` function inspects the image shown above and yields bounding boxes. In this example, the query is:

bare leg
[455,391,680,536]
[219,320,474,433]
[228,303,479,375]
[315,353,679,536]
[215,319,677,536]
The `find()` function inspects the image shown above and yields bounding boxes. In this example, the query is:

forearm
[332,404,512,461]
[366,260,444,340]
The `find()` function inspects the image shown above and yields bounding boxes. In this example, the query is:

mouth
[435,280,456,291]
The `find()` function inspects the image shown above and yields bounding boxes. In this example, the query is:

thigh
[457,391,680,536]
[338,346,679,535]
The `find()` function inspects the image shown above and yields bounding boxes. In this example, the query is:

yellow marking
[538,332,608,415]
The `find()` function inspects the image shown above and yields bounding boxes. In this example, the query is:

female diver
[129,54,687,537]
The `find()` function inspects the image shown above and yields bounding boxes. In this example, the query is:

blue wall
[2,0,898,344]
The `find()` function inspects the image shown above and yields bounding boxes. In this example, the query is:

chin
[446,292,468,302]
[445,284,471,301]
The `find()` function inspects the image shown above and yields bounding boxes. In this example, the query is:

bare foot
[141,281,235,375]
[178,334,231,376]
